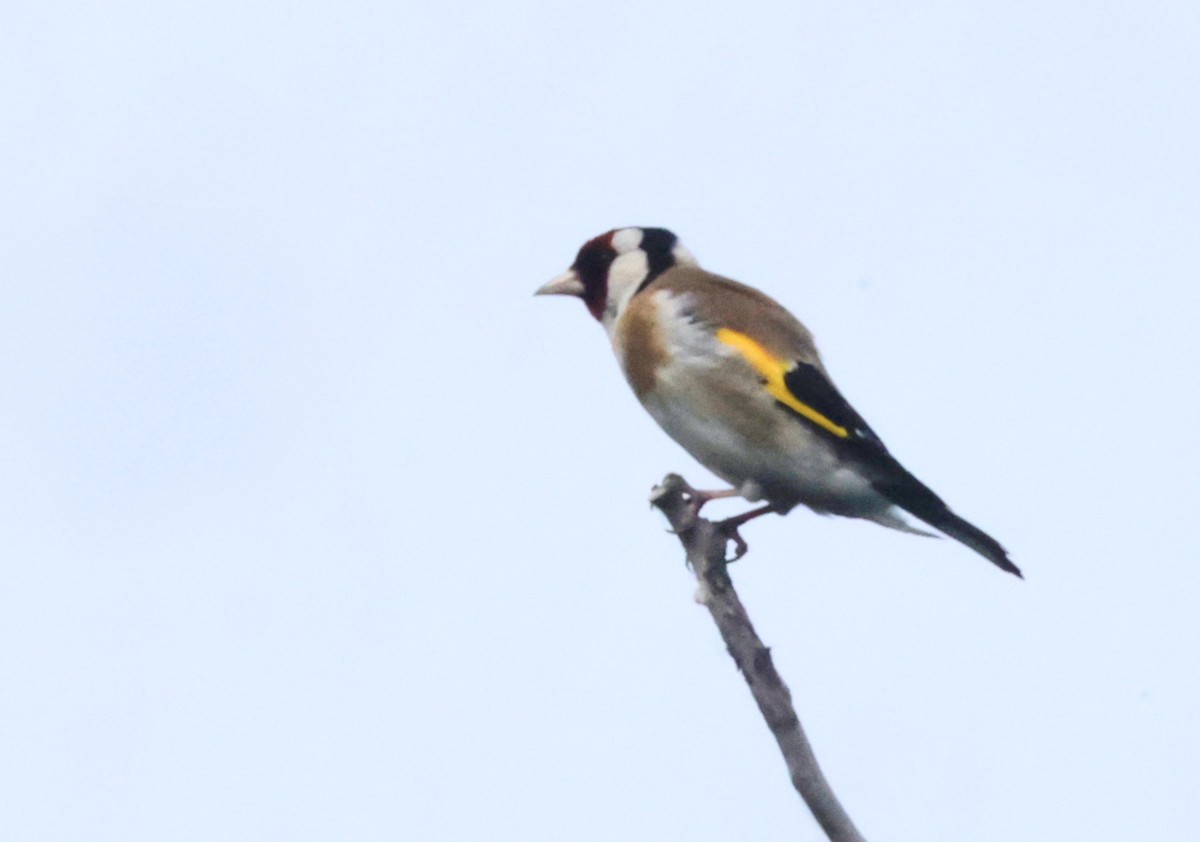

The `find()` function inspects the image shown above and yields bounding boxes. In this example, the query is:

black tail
[875,475,1022,578]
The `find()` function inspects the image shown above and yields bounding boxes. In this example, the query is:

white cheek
[609,251,649,294]
[601,250,650,330]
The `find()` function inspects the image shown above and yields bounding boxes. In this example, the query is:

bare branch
[649,474,868,842]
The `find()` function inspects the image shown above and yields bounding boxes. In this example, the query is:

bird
[536,227,1020,577]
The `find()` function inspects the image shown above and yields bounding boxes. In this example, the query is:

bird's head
[536,227,697,328]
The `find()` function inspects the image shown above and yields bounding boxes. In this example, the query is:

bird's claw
[717,519,749,562]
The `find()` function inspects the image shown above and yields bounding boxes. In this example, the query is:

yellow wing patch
[715,328,850,439]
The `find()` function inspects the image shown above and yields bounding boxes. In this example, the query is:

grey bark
[649,474,868,842]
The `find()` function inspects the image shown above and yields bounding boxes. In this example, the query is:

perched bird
[536,227,1020,577]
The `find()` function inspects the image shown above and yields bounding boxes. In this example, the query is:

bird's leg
[656,478,743,539]
[681,485,742,515]
[716,504,776,561]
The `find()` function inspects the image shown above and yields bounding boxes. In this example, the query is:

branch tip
[650,473,867,842]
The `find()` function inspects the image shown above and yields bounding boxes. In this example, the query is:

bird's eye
[579,248,613,272]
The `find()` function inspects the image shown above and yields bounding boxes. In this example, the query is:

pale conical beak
[534,269,585,297]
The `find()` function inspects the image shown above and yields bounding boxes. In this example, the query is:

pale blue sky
[2,2,1198,839]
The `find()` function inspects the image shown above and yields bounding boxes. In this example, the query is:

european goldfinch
[536,227,1020,577]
